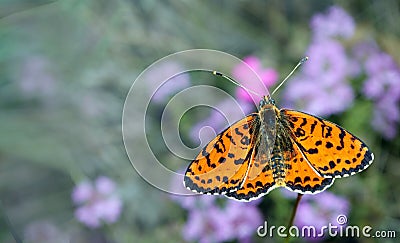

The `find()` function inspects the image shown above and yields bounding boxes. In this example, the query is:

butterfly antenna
[270,57,308,96]
[212,71,263,99]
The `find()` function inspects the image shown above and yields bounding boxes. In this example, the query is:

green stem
[0,200,22,243]
[285,193,303,243]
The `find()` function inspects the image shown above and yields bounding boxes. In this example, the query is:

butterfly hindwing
[225,142,276,201]
[281,109,374,178]
[284,136,335,193]
[184,114,259,194]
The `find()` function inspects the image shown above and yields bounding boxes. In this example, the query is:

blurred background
[0,0,399,242]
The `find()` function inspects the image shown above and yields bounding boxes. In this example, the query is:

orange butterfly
[184,59,374,201]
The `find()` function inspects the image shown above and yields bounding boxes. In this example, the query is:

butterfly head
[259,95,275,108]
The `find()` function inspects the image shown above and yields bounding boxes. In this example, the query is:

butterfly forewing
[184,114,259,194]
[282,109,374,178]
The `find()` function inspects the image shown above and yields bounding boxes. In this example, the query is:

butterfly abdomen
[270,149,286,186]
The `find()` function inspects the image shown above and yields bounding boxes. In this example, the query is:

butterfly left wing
[184,114,260,194]
[281,109,374,178]
[225,138,277,201]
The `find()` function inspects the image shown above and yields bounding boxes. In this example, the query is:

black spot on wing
[335,127,346,150]
[310,120,318,134]
[225,133,236,146]
[300,118,307,127]
[241,136,250,145]
[234,158,245,165]
[235,127,243,136]
[308,148,318,154]
[294,128,306,137]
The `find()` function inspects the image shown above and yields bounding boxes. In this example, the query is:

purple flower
[170,185,217,211]
[232,56,279,104]
[293,192,350,241]
[96,176,116,195]
[190,98,254,144]
[146,61,190,103]
[304,39,352,84]
[352,41,380,62]
[371,95,400,139]
[310,6,355,40]
[18,56,56,98]
[294,192,349,228]
[180,199,263,243]
[363,70,400,100]
[284,75,354,117]
[183,206,231,243]
[364,52,398,76]
[284,39,355,117]
[360,48,400,139]
[72,180,93,204]
[223,200,263,242]
[72,176,123,228]
[171,168,263,243]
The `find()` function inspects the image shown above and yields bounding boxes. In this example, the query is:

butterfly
[183,67,374,202]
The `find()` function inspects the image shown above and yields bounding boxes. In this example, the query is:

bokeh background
[1,1,399,242]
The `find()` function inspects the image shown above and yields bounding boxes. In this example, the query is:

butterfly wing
[281,109,374,178]
[284,136,335,194]
[225,135,277,201]
[184,114,260,194]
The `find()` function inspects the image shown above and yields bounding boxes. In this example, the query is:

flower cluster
[310,6,355,40]
[282,190,350,242]
[284,5,400,139]
[357,42,400,139]
[284,6,357,117]
[172,194,263,243]
[72,176,123,228]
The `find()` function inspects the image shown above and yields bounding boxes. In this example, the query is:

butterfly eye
[259,99,266,107]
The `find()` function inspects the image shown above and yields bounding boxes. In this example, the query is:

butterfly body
[184,95,373,201]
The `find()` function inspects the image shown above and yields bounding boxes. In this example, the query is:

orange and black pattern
[184,96,374,201]
[184,114,259,194]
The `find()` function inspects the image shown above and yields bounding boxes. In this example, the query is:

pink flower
[72,176,123,228]
[232,56,278,104]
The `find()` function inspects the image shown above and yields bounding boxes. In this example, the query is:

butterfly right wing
[281,109,374,178]
[284,136,335,194]
[184,114,260,194]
